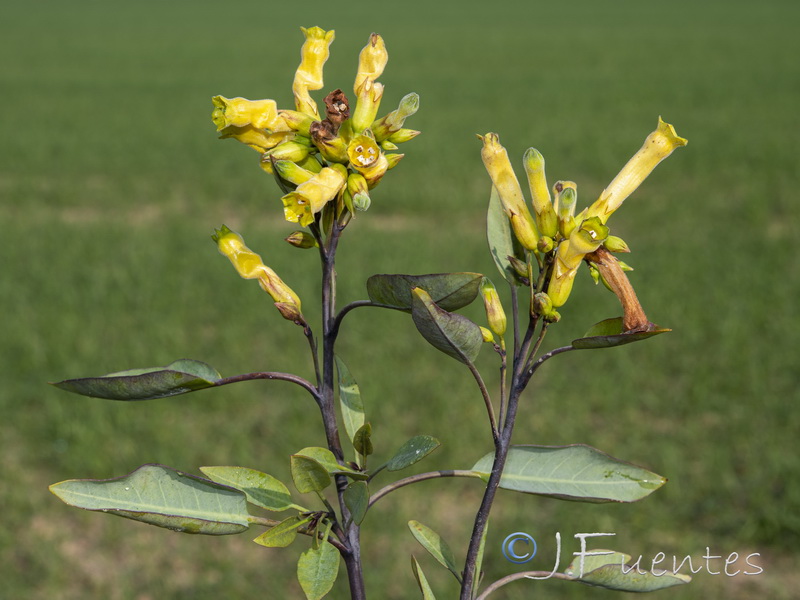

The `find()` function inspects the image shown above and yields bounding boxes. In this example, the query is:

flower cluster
[480,118,687,325]
[212,27,419,228]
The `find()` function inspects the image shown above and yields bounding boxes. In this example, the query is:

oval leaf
[572,317,671,350]
[411,555,438,600]
[408,520,461,582]
[335,356,366,449]
[411,288,483,364]
[297,535,341,600]
[290,455,332,494]
[487,185,526,284]
[296,447,368,480]
[387,435,441,472]
[471,445,665,503]
[253,515,313,548]
[51,359,221,400]
[565,550,691,591]
[49,464,249,534]
[367,272,483,312]
[353,423,373,457]
[199,466,307,512]
[343,481,369,526]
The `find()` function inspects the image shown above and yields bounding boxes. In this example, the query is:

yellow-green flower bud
[380,140,399,151]
[480,278,507,337]
[273,160,315,186]
[479,133,539,251]
[508,256,530,282]
[278,110,315,136]
[218,125,292,153]
[292,26,336,118]
[372,93,420,142]
[281,166,347,227]
[212,226,303,316]
[533,292,556,318]
[285,231,318,249]
[537,236,555,254]
[480,326,496,344]
[263,140,311,163]
[555,185,577,238]
[387,128,421,144]
[385,153,404,170]
[586,117,687,224]
[211,96,280,131]
[347,172,371,212]
[523,148,558,238]
[351,80,384,133]
[604,235,630,253]
[354,32,388,94]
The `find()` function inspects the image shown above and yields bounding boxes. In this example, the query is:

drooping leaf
[199,466,308,512]
[387,436,441,472]
[565,549,691,591]
[295,447,368,480]
[367,272,483,312]
[408,520,461,582]
[353,423,373,457]
[487,185,526,284]
[572,317,671,350]
[51,359,221,400]
[253,514,313,548]
[411,288,483,364]
[343,481,369,525]
[297,532,341,600]
[411,555,438,600]
[471,445,665,503]
[49,464,249,534]
[335,356,365,449]
[290,455,332,494]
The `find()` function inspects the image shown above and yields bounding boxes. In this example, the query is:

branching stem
[368,470,483,508]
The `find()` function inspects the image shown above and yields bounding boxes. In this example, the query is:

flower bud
[480,278,507,337]
[347,173,371,212]
[372,93,420,141]
[387,128,421,144]
[273,160,315,186]
[537,236,555,254]
[281,167,347,226]
[381,140,399,151]
[554,182,577,238]
[264,140,312,163]
[604,235,630,253]
[354,33,388,94]
[211,96,280,131]
[479,326,496,344]
[479,133,539,251]
[523,148,558,238]
[292,26,336,118]
[351,80,384,133]
[285,231,318,249]
[385,153,404,170]
[278,110,315,136]
[586,117,687,224]
[508,256,530,282]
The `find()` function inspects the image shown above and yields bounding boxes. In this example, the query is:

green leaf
[367,272,483,312]
[487,185,526,284]
[295,447,368,480]
[471,445,665,503]
[387,435,441,472]
[343,481,369,526]
[49,464,249,534]
[565,549,691,591]
[353,423,373,457]
[297,534,341,600]
[411,288,483,364]
[335,356,365,450]
[253,515,313,548]
[473,520,489,598]
[411,555,438,600]
[290,455,332,493]
[408,520,461,582]
[572,317,671,350]
[51,359,221,401]
[199,466,308,512]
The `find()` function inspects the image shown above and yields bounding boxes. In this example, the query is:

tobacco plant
[50,26,690,599]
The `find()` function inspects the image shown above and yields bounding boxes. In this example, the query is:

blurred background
[2,0,798,598]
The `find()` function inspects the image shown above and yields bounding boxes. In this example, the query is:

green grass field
[2,0,799,598]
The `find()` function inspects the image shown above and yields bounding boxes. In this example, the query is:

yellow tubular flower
[218,125,293,153]
[211,96,280,131]
[281,167,347,226]
[347,134,389,187]
[546,217,609,307]
[354,33,388,94]
[480,133,539,251]
[523,148,558,238]
[292,26,336,118]
[273,160,316,186]
[587,117,688,223]
[212,226,303,313]
[351,80,384,133]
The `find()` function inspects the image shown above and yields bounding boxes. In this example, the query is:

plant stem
[213,372,321,402]
[474,571,574,599]
[369,470,483,508]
